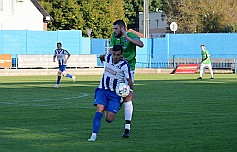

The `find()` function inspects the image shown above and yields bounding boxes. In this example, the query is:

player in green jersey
[109,20,144,138]
[197,44,214,79]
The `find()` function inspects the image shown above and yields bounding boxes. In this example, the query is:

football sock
[56,76,61,84]
[210,69,214,78]
[65,73,73,78]
[92,112,103,134]
[124,101,133,130]
[200,68,204,77]
[88,133,97,142]
[125,121,131,130]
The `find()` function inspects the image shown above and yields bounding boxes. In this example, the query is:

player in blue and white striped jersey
[53,42,75,88]
[88,45,134,142]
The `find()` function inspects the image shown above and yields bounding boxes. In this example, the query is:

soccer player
[53,42,76,88]
[197,44,214,79]
[109,20,144,138]
[88,45,134,142]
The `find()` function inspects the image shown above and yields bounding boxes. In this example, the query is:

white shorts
[200,63,212,69]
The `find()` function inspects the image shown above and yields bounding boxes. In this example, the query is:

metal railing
[3,54,237,74]
[136,54,237,73]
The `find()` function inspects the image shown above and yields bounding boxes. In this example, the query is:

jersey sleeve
[104,54,111,63]
[64,49,70,55]
[54,50,57,56]
[122,63,131,79]
[109,33,115,47]
[128,32,140,40]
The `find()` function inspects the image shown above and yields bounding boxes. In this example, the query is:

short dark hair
[113,20,126,28]
[112,45,123,53]
[57,42,62,46]
[200,44,205,47]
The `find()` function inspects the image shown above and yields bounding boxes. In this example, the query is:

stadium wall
[0,30,237,69]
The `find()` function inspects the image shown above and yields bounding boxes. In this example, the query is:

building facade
[0,0,52,31]
[139,11,168,38]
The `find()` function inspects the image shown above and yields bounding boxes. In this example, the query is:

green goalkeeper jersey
[201,49,211,64]
[109,32,140,71]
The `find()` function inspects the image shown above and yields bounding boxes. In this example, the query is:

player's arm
[64,50,70,63]
[124,77,135,101]
[99,54,106,62]
[53,50,56,62]
[123,64,135,101]
[109,35,115,54]
[126,77,134,91]
[124,35,144,48]
[121,29,144,48]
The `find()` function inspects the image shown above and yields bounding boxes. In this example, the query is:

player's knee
[62,71,67,76]
[57,71,62,75]
[105,112,115,123]
[106,118,113,123]
[96,104,105,113]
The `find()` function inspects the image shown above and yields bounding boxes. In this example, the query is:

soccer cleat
[54,84,59,88]
[197,77,202,79]
[122,129,130,138]
[72,76,76,82]
[88,133,97,142]
[210,77,214,79]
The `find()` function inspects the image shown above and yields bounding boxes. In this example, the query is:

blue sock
[92,112,103,134]
[65,73,73,78]
[56,76,61,84]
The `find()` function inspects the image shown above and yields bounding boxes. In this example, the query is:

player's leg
[198,63,205,79]
[208,64,214,79]
[88,104,105,142]
[88,88,107,142]
[105,90,121,123]
[123,71,134,138]
[54,66,62,88]
[61,65,76,82]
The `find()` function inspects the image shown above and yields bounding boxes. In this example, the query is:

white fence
[17,54,97,68]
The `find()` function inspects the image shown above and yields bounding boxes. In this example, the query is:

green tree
[40,0,84,31]
[78,0,125,38]
[163,0,237,33]
[40,0,125,38]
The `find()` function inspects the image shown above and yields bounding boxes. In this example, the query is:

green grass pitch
[0,74,237,152]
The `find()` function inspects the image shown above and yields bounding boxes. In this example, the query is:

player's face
[113,24,122,38]
[57,44,62,49]
[112,50,122,64]
[201,46,205,51]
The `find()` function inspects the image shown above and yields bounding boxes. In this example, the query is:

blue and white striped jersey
[54,49,69,66]
[98,54,131,91]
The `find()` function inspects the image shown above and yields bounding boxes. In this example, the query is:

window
[155,19,159,28]
[0,0,3,12]
[0,0,14,15]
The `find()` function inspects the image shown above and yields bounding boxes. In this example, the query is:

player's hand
[64,59,68,64]
[53,60,55,62]
[121,28,126,37]
[124,91,135,102]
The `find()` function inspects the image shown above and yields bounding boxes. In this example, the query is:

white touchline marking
[32,92,89,102]
[0,92,89,107]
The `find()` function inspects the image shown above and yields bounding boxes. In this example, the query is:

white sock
[124,101,133,130]
[210,69,214,78]
[91,133,97,138]
[200,68,204,77]
[88,133,97,142]
[125,124,130,130]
